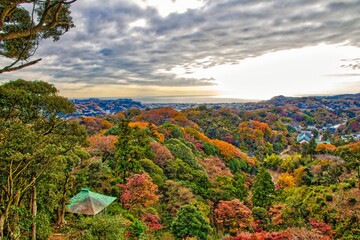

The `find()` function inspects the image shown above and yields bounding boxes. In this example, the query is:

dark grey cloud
[1,0,360,88]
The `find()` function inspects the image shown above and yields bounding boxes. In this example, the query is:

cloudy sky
[1,0,360,102]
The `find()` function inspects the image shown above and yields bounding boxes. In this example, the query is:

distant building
[353,134,360,141]
[328,122,346,133]
[316,134,331,145]
[316,139,331,145]
[341,134,360,141]
[297,131,313,144]
[290,122,302,132]
[328,124,340,133]
[307,126,317,130]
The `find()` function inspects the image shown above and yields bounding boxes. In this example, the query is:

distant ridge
[265,93,360,107]
[70,93,360,116]
[71,98,144,116]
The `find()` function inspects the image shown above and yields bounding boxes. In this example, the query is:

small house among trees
[297,131,313,144]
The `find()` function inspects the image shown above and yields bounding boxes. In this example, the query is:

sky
[1,0,360,102]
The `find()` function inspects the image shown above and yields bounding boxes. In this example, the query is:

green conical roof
[66,188,116,215]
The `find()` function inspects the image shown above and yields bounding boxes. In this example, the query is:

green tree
[171,205,211,240]
[263,154,283,170]
[164,158,210,198]
[252,168,275,209]
[302,138,317,158]
[0,0,76,73]
[0,80,87,239]
[53,149,90,227]
[232,173,248,201]
[114,119,150,182]
[165,138,203,170]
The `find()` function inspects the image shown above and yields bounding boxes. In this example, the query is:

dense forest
[1,80,359,240]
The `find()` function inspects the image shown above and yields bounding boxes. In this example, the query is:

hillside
[73,104,359,239]
[1,82,359,239]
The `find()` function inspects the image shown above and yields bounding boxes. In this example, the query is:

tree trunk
[0,195,14,238]
[0,213,5,239]
[56,199,67,226]
[9,190,21,240]
[56,175,70,226]
[31,183,37,240]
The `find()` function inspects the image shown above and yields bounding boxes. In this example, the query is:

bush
[345,178,356,188]
[165,138,203,170]
[226,158,251,173]
[325,194,333,202]
[263,154,283,170]
[252,207,267,220]
[128,219,146,240]
[202,142,220,156]
[171,205,211,240]
[348,197,357,205]
[75,214,128,239]
[341,182,353,190]
[140,158,166,186]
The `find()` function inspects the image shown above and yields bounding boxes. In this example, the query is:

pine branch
[0,58,42,73]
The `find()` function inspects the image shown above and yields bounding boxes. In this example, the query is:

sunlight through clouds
[173,44,360,99]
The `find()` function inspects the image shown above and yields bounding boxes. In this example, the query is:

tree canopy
[0,0,76,73]
[0,79,87,238]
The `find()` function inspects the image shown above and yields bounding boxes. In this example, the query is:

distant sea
[132,96,260,104]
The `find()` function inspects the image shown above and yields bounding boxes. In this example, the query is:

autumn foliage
[150,141,174,167]
[184,127,213,143]
[214,199,253,235]
[82,116,103,134]
[268,203,286,226]
[120,173,160,209]
[129,121,149,129]
[101,119,113,129]
[88,135,117,159]
[276,172,296,189]
[238,120,274,144]
[141,213,163,231]
[135,107,197,127]
[200,156,233,182]
[228,227,329,240]
[128,121,165,142]
[309,218,334,238]
[315,143,337,153]
[212,139,254,164]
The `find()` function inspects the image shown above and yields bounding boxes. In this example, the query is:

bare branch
[0,58,42,73]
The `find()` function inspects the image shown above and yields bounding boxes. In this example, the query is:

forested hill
[1,81,359,239]
[265,93,360,110]
[71,93,360,116]
[72,92,359,239]
[71,98,144,116]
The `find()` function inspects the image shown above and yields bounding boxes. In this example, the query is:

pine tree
[252,167,275,208]
[114,119,150,182]
[171,205,211,240]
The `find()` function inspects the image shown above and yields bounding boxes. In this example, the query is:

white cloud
[132,0,205,17]
[178,44,360,99]
[129,19,147,29]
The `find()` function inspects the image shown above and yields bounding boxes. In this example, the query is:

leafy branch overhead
[0,0,77,73]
